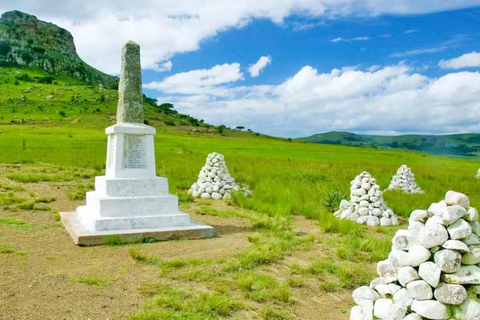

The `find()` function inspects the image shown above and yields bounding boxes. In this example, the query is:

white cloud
[249,56,272,77]
[152,61,173,73]
[144,63,244,96]
[331,36,370,43]
[439,51,480,69]
[1,0,479,74]
[151,63,480,137]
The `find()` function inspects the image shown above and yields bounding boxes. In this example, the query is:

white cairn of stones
[476,166,480,179]
[189,152,251,200]
[350,191,480,320]
[387,165,423,194]
[333,171,399,227]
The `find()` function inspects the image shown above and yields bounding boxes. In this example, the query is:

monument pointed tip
[126,40,138,46]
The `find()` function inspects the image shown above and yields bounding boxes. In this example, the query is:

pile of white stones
[189,152,251,200]
[350,191,480,320]
[475,167,480,179]
[388,165,423,194]
[334,171,399,227]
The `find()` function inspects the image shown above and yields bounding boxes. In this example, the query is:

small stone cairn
[189,152,251,200]
[334,171,399,227]
[475,166,480,179]
[387,165,423,194]
[350,191,480,320]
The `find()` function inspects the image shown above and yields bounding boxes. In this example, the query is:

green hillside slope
[0,10,118,88]
[298,131,480,157]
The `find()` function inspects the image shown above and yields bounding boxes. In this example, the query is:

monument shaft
[61,41,213,245]
[116,41,143,123]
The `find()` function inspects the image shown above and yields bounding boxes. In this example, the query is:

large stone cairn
[334,171,399,227]
[475,166,480,179]
[350,191,480,320]
[388,165,423,194]
[189,152,251,200]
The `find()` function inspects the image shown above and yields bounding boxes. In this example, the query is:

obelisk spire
[116,40,143,123]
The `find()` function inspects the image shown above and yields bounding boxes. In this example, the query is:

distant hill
[297,131,480,157]
[0,10,118,88]
[0,10,210,130]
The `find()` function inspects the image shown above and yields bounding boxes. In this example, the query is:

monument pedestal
[61,122,214,245]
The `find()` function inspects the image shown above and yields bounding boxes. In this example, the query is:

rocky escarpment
[0,10,118,88]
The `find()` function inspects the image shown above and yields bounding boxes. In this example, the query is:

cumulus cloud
[249,56,272,77]
[149,63,480,137]
[1,0,479,74]
[439,51,480,69]
[152,61,173,73]
[143,63,244,96]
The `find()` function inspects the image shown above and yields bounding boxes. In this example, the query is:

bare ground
[0,164,354,320]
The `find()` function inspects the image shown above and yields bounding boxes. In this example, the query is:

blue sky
[144,8,480,87]
[3,1,480,137]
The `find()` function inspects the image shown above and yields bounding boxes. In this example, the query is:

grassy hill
[0,66,209,128]
[298,131,480,157]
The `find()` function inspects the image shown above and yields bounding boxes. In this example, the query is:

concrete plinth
[61,211,214,246]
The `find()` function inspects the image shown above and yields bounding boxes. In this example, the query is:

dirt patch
[0,164,354,320]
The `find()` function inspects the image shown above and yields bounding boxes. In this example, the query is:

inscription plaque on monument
[123,134,147,169]
[107,135,115,168]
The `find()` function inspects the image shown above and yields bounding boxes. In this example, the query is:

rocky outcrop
[0,10,118,88]
[350,191,480,319]
[334,171,399,227]
[388,165,423,194]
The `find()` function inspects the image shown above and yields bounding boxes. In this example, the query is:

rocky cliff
[0,10,118,88]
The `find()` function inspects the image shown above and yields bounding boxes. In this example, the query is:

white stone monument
[61,41,214,245]
[476,166,480,179]
[333,171,399,227]
[387,164,423,194]
[349,191,480,320]
[188,152,251,200]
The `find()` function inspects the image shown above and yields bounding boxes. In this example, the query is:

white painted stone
[433,283,467,305]
[393,288,413,309]
[418,223,448,248]
[434,249,462,273]
[411,300,450,319]
[443,265,480,284]
[406,280,433,300]
[443,205,467,226]
[377,259,397,283]
[350,305,373,320]
[447,218,472,240]
[389,249,409,268]
[463,233,480,245]
[442,240,470,253]
[445,191,470,209]
[392,230,416,251]
[410,210,428,222]
[462,246,480,264]
[352,286,380,304]
[402,313,422,320]
[418,262,441,288]
[397,266,420,287]
[406,244,431,267]
[465,207,479,222]
[374,298,393,318]
[428,201,447,216]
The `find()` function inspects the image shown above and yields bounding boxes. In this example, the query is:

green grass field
[1,66,480,319]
